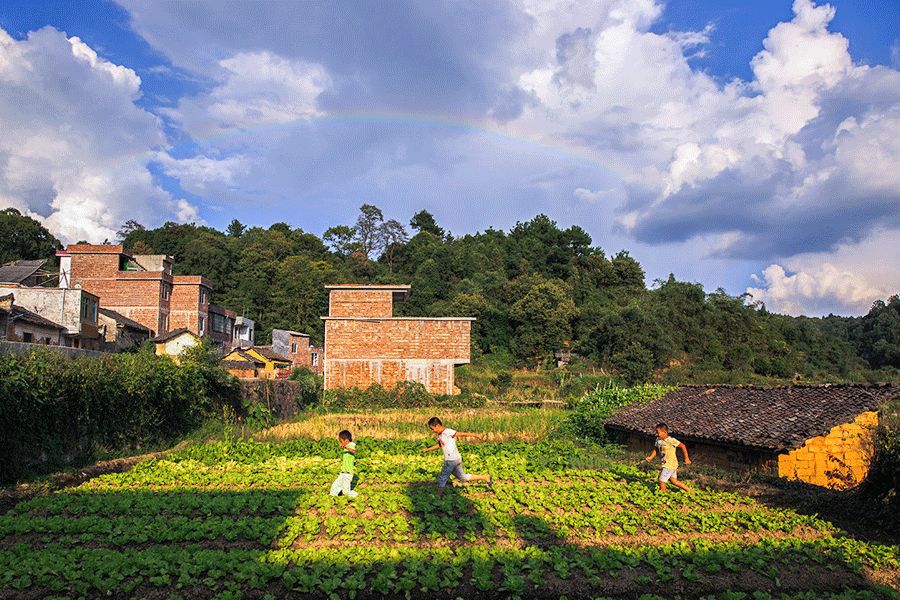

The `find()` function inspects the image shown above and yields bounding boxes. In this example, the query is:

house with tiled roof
[221,346,291,379]
[605,384,896,489]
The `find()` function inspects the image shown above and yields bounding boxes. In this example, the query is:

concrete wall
[0,340,105,358]
[0,286,97,337]
[777,411,877,489]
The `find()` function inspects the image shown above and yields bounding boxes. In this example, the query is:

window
[162,285,171,300]
[198,316,205,334]
[200,289,208,305]
[23,332,33,343]
[211,312,228,334]
[80,297,98,322]
[291,342,297,353]
[311,352,318,367]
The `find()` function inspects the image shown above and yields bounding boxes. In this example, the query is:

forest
[2,206,898,384]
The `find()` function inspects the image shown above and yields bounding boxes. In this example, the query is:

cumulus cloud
[163,51,330,137]
[746,228,900,315]
[0,26,199,243]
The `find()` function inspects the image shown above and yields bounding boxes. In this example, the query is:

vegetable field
[1,431,898,598]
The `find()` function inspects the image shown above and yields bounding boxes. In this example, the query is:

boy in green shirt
[329,430,359,498]
[645,422,691,492]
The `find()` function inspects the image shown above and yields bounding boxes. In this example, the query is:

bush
[611,343,655,385]
[289,366,324,406]
[0,348,241,483]
[563,384,675,443]
[322,382,485,410]
[860,395,899,508]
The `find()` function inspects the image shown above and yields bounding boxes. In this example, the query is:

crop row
[1,538,896,598]
[11,481,758,520]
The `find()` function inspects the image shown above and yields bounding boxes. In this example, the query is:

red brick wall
[170,279,210,335]
[325,319,471,360]
[328,290,394,318]
[324,318,471,394]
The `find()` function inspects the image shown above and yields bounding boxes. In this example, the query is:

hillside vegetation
[2,206,898,384]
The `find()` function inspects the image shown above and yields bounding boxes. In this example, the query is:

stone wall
[777,411,877,489]
[240,379,309,419]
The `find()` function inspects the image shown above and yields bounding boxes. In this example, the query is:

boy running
[329,429,359,498]
[645,422,691,492]
[423,417,491,495]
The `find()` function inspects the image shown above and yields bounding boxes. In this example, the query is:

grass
[257,407,568,442]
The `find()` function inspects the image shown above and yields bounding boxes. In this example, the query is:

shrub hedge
[563,384,675,443]
[0,347,241,483]
[322,381,485,410]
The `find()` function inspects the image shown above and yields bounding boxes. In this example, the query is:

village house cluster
[0,246,277,358]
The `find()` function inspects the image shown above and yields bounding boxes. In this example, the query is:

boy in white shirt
[645,422,692,492]
[423,416,492,495]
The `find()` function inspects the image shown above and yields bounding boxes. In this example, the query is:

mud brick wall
[777,411,877,489]
[328,289,394,318]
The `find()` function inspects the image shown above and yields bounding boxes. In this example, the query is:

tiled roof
[221,360,259,370]
[0,259,47,284]
[98,308,151,333]
[9,306,66,330]
[605,384,897,453]
[250,346,292,363]
[152,328,195,343]
[225,349,265,365]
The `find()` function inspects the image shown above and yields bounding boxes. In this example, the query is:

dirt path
[0,441,191,514]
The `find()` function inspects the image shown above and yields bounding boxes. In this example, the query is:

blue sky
[0,0,897,316]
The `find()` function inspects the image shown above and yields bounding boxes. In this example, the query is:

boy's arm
[344,447,356,455]
[422,443,441,453]
[455,431,483,440]
[645,450,657,462]
[678,442,691,464]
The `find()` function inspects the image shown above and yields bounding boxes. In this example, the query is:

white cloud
[0,26,198,243]
[163,51,330,137]
[746,228,900,315]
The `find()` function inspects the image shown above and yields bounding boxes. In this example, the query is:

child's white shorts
[659,467,678,482]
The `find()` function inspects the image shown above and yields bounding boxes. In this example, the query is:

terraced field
[1,436,897,599]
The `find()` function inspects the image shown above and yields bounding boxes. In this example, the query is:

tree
[116,220,145,242]
[0,208,62,264]
[323,225,358,256]
[508,279,577,361]
[611,343,655,385]
[226,219,246,238]
[409,210,444,237]
[354,204,385,258]
[379,219,409,272]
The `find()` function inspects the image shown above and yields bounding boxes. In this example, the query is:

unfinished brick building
[57,245,212,338]
[322,284,474,395]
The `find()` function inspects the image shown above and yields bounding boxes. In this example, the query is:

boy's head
[655,422,669,439]
[338,430,352,445]
[427,416,443,432]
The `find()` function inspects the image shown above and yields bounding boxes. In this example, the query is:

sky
[0,0,897,317]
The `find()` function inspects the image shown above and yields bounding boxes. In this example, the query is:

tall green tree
[0,208,61,264]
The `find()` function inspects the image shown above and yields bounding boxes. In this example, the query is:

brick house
[207,304,236,352]
[321,284,474,395]
[271,329,322,374]
[605,384,896,489]
[56,245,241,349]
[222,346,291,379]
